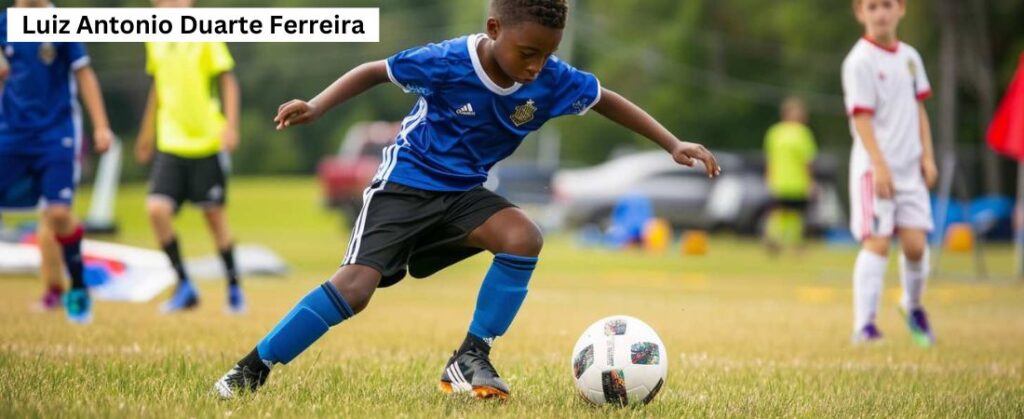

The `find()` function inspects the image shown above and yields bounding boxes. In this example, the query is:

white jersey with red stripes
[842,37,931,175]
[842,37,933,240]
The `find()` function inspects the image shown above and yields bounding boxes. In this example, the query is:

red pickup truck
[316,121,399,220]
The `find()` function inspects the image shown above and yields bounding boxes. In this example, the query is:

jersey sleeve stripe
[577,78,602,116]
[916,89,932,101]
[384,59,407,92]
[70,56,91,71]
[849,106,875,116]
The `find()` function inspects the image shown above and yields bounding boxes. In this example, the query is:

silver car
[552,150,843,234]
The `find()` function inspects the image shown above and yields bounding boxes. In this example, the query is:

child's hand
[135,136,154,164]
[921,157,938,189]
[671,141,721,178]
[221,126,239,152]
[93,127,113,154]
[274,99,320,130]
[872,163,895,199]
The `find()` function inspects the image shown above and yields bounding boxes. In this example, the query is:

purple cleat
[852,323,882,344]
[32,286,63,312]
[903,308,935,348]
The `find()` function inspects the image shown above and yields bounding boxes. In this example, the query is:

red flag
[988,53,1024,161]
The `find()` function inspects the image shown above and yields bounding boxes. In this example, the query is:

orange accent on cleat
[439,381,508,400]
[471,386,509,400]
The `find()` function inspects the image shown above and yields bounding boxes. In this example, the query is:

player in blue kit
[215,0,720,399]
[0,1,114,324]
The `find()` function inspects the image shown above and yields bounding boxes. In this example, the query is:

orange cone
[643,218,672,253]
[944,223,974,252]
[681,230,709,256]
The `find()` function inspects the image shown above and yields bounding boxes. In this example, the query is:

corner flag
[988,53,1024,161]
[987,52,1024,278]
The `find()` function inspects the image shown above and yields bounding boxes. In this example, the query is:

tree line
[57,0,1024,195]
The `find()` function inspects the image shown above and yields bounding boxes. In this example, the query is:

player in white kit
[842,0,937,347]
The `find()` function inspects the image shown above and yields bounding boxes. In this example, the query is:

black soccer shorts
[342,180,516,287]
[148,151,229,210]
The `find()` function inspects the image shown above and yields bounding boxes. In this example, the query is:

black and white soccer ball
[571,315,667,406]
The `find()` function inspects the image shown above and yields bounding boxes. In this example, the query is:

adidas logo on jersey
[456,103,476,116]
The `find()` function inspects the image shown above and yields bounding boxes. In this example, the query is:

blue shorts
[0,147,78,210]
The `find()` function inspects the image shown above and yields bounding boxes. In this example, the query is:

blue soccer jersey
[0,12,88,153]
[380,33,601,191]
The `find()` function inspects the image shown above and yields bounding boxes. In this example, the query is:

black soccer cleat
[213,348,272,399]
[439,335,509,400]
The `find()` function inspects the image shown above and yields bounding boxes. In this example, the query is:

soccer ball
[571,315,668,406]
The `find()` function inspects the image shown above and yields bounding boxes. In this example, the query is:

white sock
[853,249,888,331]
[900,248,929,311]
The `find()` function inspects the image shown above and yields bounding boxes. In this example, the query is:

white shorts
[849,166,933,241]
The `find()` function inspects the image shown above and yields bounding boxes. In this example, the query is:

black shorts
[343,181,516,288]
[148,151,228,210]
[773,197,809,211]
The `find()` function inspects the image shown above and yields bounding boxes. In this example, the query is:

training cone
[944,223,974,252]
[681,230,709,256]
[642,218,672,253]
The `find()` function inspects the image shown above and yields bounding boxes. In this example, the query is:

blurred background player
[135,0,243,314]
[0,5,64,314]
[0,0,113,323]
[763,97,817,255]
[213,0,719,400]
[842,0,938,347]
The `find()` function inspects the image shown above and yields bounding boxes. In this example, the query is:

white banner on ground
[8,8,379,43]
[0,240,174,302]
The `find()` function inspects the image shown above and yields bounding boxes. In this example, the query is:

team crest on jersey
[908,59,919,93]
[38,42,57,65]
[510,99,537,127]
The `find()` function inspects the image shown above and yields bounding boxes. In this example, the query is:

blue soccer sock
[256,282,354,365]
[468,253,538,343]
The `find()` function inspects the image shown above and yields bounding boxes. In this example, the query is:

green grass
[1,177,1022,418]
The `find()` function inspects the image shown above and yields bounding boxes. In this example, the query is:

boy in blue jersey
[0,0,114,324]
[215,0,720,399]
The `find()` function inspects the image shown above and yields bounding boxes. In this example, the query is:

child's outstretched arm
[274,60,390,130]
[75,65,113,153]
[592,88,720,177]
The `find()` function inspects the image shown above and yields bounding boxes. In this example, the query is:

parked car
[317,122,399,220]
[552,150,843,234]
[485,162,558,205]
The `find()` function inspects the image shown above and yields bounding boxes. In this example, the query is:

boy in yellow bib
[763,97,817,254]
[135,0,243,314]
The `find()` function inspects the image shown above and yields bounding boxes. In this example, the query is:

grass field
[1,178,1022,418]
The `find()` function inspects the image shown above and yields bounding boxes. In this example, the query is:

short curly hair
[491,0,568,30]
[852,0,906,13]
